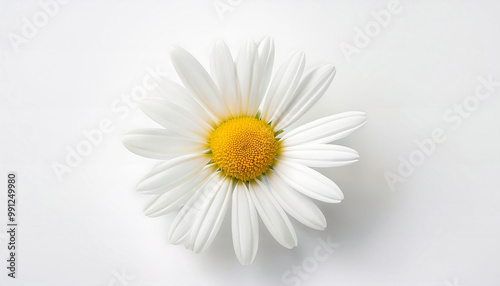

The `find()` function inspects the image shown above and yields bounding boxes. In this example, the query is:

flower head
[123,38,366,265]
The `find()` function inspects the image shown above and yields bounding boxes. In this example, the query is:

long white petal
[261,51,305,124]
[249,179,297,249]
[237,40,260,116]
[188,176,233,253]
[275,64,336,130]
[232,181,259,265]
[139,97,212,141]
[170,46,227,121]
[211,40,241,117]
[257,37,275,105]
[154,77,217,126]
[167,173,220,245]
[146,192,191,217]
[143,167,213,217]
[280,144,359,168]
[267,173,326,230]
[136,154,209,194]
[281,111,367,147]
[122,128,206,160]
[273,160,343,203]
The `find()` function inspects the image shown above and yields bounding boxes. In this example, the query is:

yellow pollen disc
[209,117,279,181]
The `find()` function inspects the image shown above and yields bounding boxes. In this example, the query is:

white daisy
[123,38,366,265]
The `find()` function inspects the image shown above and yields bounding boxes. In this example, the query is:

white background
[1,0,500,285]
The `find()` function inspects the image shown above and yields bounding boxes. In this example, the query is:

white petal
[188,176,233,253]
[267,173,326,230]
[237,40,260,116]
[136,154,209,194]
[144,190,191,218]
[167,173,220,245]
[122,128,206,160]
[261,51,305,124]
[170,46,227,120]
[280,144,359,168]
[257,37,275,103]
[275,64,336,130]
[211,40,241,118]
[143,167,213,217]
[249,179,297,249]
[273,160,343,203]
[139,97,212,141]
[232,181,259,265]
[281,111,367,147]
[154,77,217,126]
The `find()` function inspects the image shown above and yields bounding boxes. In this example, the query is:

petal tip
[326,64,336,74]
[121,135,130,146]
[143,209,155,217]
[137,98,153,112]
[169,45,183,55]
[136,181,146,192]
[296,50,306,59]
[214,39,227,50]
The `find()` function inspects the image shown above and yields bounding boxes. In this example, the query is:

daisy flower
[123,38,366,265]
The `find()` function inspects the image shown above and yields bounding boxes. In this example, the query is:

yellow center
[209,117,279,181]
